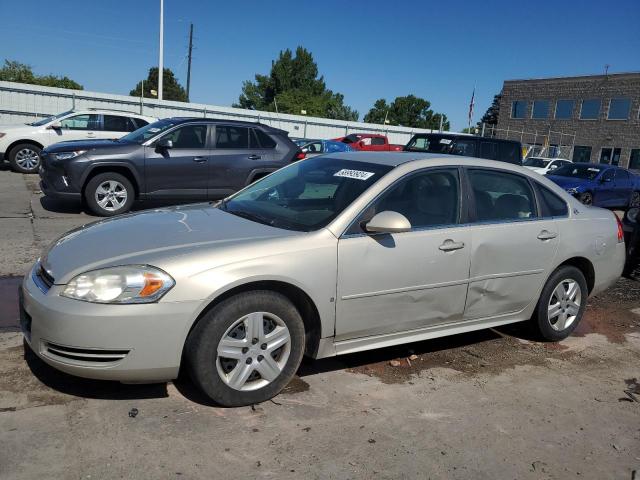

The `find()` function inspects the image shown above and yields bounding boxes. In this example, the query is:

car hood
[524,166,546,174]
[546,175,594,190]
[0,123,40,134]
[41,204,300,283]
[43,139,125,153]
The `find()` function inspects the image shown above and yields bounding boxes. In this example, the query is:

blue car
[546,163,640,208]
[301,140,354,157]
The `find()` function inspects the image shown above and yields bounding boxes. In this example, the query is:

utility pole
[186,23,193,102]
[158,0,164,101]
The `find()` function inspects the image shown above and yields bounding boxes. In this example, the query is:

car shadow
[23,323,538,406]
[38,195,199,216]
[23,340,168,400]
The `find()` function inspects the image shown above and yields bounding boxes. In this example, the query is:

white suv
[0,109,157,173]
[523,157,572,175]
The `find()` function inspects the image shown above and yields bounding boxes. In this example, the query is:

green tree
[479,93,501,126]
[130,67,188,102]
[234,47,358,121]
[363,95,449,130]
[0,60,83,90]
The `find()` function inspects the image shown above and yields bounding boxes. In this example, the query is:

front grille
[43,342,130,364]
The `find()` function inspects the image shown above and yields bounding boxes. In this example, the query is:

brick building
[495,72,640,169]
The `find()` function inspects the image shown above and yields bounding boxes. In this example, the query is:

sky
[1,0,639,131]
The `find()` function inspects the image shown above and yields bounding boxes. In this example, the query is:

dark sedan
[546,164,640,209]
[40,118,302,216]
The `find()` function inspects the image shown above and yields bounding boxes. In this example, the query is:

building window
[580,99,601,120]
[531,100,550,119]
[554,100,574,119]
[607,98,631,120]
[511,101,527,119]
[599,148,613,164]
[611,148,622,166]
[630,149,640,170]
[572,146,592,163]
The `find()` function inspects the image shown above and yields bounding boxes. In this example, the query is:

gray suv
[39,118,302,216]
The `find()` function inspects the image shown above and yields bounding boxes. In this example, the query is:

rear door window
[468,169,537,222]
[103,115,138,132]
[450,139,477,157]
[479,142,498,160]
[216,126,249,149]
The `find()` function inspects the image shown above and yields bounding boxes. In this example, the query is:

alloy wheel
[547,278,582,331]
[216,311,291,391]
[15,148,40,170]
[95,180,128,212]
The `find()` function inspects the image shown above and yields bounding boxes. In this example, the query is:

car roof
[319,151,527,168]
[162,117,286,133]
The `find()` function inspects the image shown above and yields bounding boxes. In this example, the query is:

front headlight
[53,150,86,161]
[62,265,174,304]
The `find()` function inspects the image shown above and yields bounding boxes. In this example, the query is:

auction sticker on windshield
[334,169,375,180]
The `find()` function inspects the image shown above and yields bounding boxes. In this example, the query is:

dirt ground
[0,167,639,479]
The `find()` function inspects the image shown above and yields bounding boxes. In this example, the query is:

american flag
[468,87,475,127]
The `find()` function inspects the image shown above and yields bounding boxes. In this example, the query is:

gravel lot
[1,166,639,480]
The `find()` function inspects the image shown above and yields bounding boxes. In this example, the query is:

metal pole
[186,23,193,102]
[158,0,164,101]
[140,79,144,114]
[481,122,485,137]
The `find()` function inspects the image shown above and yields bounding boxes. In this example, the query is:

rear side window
[104,115,138,132]
[498,142,521,164]
[469,169,536,222]
[537,184,568,217]
[216,126,249,149]
[371,137,385,146]
[479,142,498,160]
[450,139,476,157]
[254,129,277,148]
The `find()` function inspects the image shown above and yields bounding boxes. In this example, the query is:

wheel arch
[6,139,45,157]
[184,280,323,359]
[555,256,596,294]
[81,164,141,198]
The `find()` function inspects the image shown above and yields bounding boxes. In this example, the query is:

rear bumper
[592,242,626,296]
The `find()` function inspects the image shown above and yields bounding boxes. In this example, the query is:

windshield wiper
[227,209,275,227]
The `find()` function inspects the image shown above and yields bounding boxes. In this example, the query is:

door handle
[86,132,95,137]
[439,239,465,252]
[537,230,558,240]
[248,154,261,160]
[193,156,207,163]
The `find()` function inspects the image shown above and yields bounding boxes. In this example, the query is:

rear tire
[84,172,135,216]
[185,291,305,407]
[8,143,42,173]
[533,266,588,341]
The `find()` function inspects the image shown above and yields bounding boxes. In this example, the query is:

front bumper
[38,153,82,199]
[21,263,202,382]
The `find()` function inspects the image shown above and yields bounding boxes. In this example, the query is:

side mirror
[156,138,173,150]
[549,164,558,170]
[365,211,412,234]
[358,140,365,147]
[600,176,611,183]
[47,121,62,130]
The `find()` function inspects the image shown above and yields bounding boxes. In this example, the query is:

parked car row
[4,109,639,214]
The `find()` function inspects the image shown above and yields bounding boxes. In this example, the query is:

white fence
[0,81,434,144]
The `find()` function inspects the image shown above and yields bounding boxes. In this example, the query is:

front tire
[533,266,588,341]
[578,191,593,206]
[631,191,640,208]
[8,143,42,173]
[185,291,305,407]
[84,172,134,216]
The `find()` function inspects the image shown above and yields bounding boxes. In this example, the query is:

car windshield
[552,164,604,180]
[220,157,393,232]
[119,119,178,144]
[28,110,74,126]
[405,135,454,153]
[524,157,551,168]
[341,134,361,144]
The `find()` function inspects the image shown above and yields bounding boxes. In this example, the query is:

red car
[333,133,403,152]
